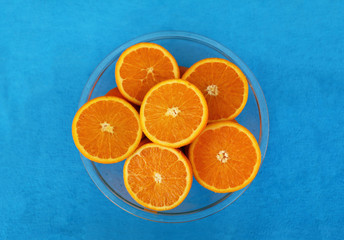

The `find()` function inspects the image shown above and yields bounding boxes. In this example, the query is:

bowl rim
[78,31,269,223]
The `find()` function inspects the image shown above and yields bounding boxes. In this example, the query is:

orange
[189,121,261,193]
[105,87,126,99]
[179,66,188,77]
[136,137,151,148]
[72,96,142,164]
[105,87,140,111]
[115,42,179,105]
[123,143,193,211]
[183,119,238,155]
[140,79,208,148]
[182,58,248,122]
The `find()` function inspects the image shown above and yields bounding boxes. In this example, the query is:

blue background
[1,0,343,239]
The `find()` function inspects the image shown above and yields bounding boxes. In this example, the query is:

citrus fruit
[140,79,208,148]
[72,96,142,164]
[188,121,261,193]
[179,66,188,77]
[105,87,126,99]
[183,119,238,155]
[182,58,248,122]
[123,143,193,211]
[137,137,151,148]
[105,87,140,111]
[115,42,179,105]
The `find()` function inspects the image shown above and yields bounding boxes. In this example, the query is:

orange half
[115,42,179,105]
[72,97,142,163]
[182,58,248,122]
[140,79,208,148]
[123,143,193,211]
[189,121,261,193]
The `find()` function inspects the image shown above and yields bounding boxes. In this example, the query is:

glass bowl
[78,31,269,223]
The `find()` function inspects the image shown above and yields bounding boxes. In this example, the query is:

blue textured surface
[1,1,343,239]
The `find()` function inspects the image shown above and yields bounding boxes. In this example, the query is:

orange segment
[123,143,193,211]
[115,42,179,105]
[72,97,142,164]
[140,79,208,148]
[189,121,261,193]
[182,58,248,122]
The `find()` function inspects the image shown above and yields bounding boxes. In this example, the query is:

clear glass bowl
[78,31,269,223]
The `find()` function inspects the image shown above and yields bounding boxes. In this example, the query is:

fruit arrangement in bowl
[72,32,268,222]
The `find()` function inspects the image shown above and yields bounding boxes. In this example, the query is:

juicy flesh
[76,100,139,159]
[120,47,177,102]
[193,126,258,189]
[185,62,245,120]
[127,147,188,207]
[143,83,204,143]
